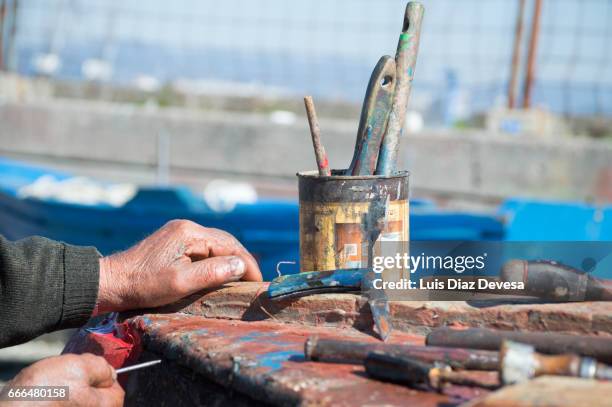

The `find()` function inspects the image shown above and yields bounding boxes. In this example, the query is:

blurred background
[1,0,611,199]
[0,0,611,384]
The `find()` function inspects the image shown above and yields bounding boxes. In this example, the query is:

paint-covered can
[298,170,409,272]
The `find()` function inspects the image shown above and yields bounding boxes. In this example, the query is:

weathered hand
[96,219,262,313]
[2,354,123,407]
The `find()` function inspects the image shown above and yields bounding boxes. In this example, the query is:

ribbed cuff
[60,244,101,328]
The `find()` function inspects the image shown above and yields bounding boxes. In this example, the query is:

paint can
[298,170,409,272]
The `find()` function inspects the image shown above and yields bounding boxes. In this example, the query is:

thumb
[183,255,246,291]
[78,354,117,388]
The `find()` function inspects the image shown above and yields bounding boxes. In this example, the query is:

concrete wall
[0,98,610,202]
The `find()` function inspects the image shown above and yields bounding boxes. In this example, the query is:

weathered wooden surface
[467,376,612,407]
[117,283,612,406]
[126,313,491,406]
[152,282,612,337]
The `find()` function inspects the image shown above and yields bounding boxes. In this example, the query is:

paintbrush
[375,2,424,175]
[304,96,331,176]
[348,55,396,175]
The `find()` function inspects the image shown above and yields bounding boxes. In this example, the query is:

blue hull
[1,157,608,281]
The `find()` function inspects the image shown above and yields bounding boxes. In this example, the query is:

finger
[78,354,117,388]
[185,228,262,282]
[178,255,246,293]
[94,381,125,407]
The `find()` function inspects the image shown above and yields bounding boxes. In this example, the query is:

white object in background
[404,110,424,134]
[203,180,258,213]
[82,59,113,81]
[18,175,136,207]
[133,75,161,92]
[33,53,62,76]
[269,110,297,126]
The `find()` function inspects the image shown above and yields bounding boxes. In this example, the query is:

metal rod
[7,0,18,71]
[115,359,161,375]
[0,0,6,70]
[304,96,331,176]
[523,0,542,109]
[426,327,612,364]
[375,2,424,175]
[304,336,499,370]
[508,0,526,109]
[156,130,170,186]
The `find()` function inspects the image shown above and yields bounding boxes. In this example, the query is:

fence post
[508,0,525,109]
[0,0,6,70]
[523,0,542,109]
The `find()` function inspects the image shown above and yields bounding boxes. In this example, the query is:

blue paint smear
[237,331,292,347]
[238,331,267,342]
[257,350,304,371]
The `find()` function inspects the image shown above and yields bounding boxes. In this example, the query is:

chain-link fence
[1,0,611,119]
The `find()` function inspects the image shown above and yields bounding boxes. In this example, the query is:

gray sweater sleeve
[0,235,100,348]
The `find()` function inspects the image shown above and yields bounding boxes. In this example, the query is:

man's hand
[3,354,123,407]
[96,219,262,313]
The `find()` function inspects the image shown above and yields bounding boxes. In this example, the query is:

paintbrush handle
[376,2,424,175]
[348,56,396,175]
[304,96,331,176]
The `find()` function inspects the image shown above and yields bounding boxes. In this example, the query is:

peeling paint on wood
[126,314,486,406]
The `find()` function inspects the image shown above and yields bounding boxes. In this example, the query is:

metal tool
[268,268,392,341]
[304,96,331,176]
[426,327,612,364]
[304,336,499,370]
[364,351,499,391]
[500,340,612,385]
[115,359,161,375]
[348,55,396,175]
[375,2,424,175]
[501,259,612,301]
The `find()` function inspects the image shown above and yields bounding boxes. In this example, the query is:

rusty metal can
[298,170,409,272]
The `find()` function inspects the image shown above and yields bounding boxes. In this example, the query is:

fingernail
[229,257,245,278]
[112,369,117,382]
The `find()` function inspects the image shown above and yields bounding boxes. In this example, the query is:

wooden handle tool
[304,96,331,176]
[376,2,424,175]
[347,56,396,175]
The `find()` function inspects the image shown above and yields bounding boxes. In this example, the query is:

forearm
[0,235,100,348]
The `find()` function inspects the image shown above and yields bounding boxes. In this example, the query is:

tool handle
[304,336,499,369]
[501,259,612,301]
[427,327,612,364]
[364,351,431,387]
[304,96,331,176]
[348,56,396,175]
[376,2,424,175]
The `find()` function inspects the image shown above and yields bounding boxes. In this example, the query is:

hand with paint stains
[95,219,262,314]
[4,353,123,406]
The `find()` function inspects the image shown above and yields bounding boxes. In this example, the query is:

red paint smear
[320,157,329,169]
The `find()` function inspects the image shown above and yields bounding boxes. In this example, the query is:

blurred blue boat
[0,157,609,281]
